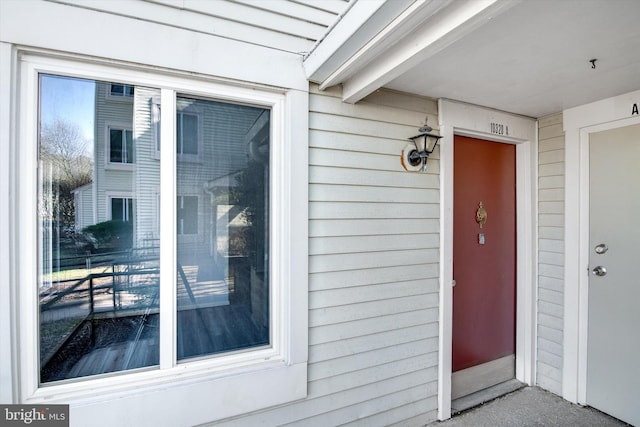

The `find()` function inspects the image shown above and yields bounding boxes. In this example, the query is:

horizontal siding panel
[539,201,563,214]
[539,175,564,189]
[310,94,433,127]
[233,0,340,26]
[310,129,407,156]
[309,249,439,273]
[539,162,565,177]
[180,0,328,40]
[539,276,564,293]
[310,165,440,188]
[537,374,562,395]
[309,294,439,327]
[539,149,564,164]
[309,338,438,381]
[538,308,563,332]
[309,201,439,220]
[539,310,563,330]
[310,267,439,292]
[310,280,434,309]
[225,370,433,427]
[539,213,563,227]
[539,250,564,266]
[310,112,417,140]
[359,402,436,427]
[538,123,563,140]
[538,113,563,128]
[309,324,437,362]
[538,336,563,358]
[310,218,440,237]
[539,226,564,240]
[537,361,562,383]
[309,234,439,255]
[71,0,315,53]
[310,308,438,345]
[294,0,349,15]
[539,238,564,253]
[301,384,437,427]
[284,379,437,427]
[538,348,562,370]
[539,263,563,279]
[308,353,436,398]
[310,147,410,172]
[539,136,565,152]
[310,183,439,204]
[539,189,564,202]
[362,90,438,115]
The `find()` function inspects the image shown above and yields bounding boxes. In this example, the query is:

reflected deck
[42,303,268,382]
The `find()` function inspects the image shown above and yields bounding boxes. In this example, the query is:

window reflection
[176,96,270,360]
[38,77,271,382]
[39,76,160,382]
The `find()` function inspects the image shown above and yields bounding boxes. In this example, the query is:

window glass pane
[176,95,270,361]
[109,129,122,163]
[39,75,160,383]
[110,84,124,96]
[109,129,134,164]
[125,130,134,163]
[181,113,198,155]
[177,195,198,235]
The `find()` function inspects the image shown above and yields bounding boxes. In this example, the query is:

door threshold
[451,379,525,414]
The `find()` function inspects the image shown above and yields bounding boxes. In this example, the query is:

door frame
[562,90,640,405]
[438,99,538,420]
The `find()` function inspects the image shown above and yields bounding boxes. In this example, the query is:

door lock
[592,266,607,277]
[594,243,608,254]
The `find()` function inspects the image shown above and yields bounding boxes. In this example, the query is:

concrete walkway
[430,387,630,427]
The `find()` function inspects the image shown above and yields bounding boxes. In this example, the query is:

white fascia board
[340,0,520,103]
[303,0,413,83]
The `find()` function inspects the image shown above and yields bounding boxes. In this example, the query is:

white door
[587,123,640,426]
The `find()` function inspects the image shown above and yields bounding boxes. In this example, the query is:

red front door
[452,136,516,377]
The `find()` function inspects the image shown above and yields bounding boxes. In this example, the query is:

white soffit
[305,0,519,104]
[311,0,640,117]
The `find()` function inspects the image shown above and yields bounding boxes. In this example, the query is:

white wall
[536,113,565,394]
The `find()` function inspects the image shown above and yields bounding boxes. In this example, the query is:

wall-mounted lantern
[401,119,443,172]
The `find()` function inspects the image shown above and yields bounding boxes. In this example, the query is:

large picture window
[18,54,306,424]
[37,76,272,382]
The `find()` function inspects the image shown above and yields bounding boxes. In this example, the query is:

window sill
[27,357,306,425]
[104,163,135,171]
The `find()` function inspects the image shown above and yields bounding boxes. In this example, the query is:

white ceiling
[383,0,640,118]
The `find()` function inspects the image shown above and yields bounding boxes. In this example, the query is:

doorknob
[592,266,607,277]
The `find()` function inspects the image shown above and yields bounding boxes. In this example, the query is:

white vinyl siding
[537,112,565,395]
[211,84,441,426]
[41,0,349,55]
[95,82,135,224]
[134,87,161,248]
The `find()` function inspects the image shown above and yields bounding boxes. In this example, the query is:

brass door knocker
[476,201,487,228]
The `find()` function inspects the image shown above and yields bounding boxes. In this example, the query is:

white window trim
[176,194,199,243]
[437,99,538,420]
[175,102,203,163]
[104,122,135,170]
[106,192,135,222]
[105,83,134,102]
[15,51,308,426]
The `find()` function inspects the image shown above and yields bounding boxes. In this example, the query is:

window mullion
[159,88,177,369]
